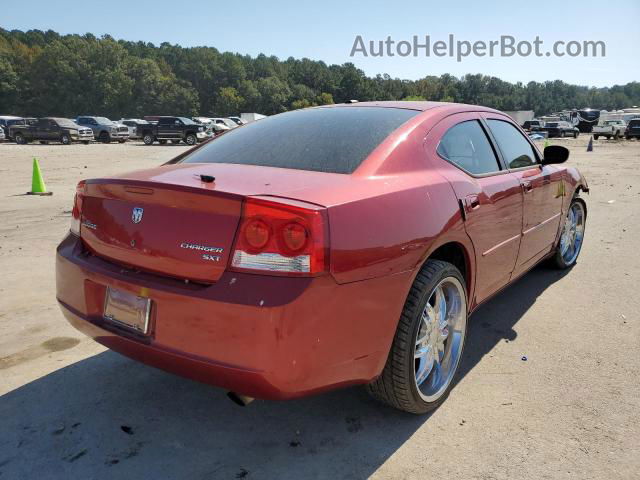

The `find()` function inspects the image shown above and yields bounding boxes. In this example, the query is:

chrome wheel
[559,201,585,265]
[414,276,467,402]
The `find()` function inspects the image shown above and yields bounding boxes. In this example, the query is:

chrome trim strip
[482,234,521,257]
[522,212,561,236]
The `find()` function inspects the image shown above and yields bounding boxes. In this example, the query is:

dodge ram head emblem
[131,207,144,224]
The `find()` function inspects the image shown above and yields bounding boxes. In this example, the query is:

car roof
[326,100,505,116]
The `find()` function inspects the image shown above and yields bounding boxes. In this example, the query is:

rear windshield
[181,107,419,174]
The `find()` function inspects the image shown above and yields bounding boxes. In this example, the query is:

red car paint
[56,102,588,400]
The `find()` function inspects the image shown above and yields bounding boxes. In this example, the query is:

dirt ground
[0,137,639,479]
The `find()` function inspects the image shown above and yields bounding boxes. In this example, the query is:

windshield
[56,118,79,128]
[95,117,113,125]
[546,122,559,127]
[179,117,196,125]
[181,107,419,174]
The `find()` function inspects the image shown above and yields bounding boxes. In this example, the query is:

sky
[2,0,639,88]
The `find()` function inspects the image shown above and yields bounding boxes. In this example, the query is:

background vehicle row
[11,117,94,145]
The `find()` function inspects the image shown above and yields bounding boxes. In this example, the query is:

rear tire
[573,131,578,139]
[15,133,25,144]
[594,134,599,140]
[366,260,468,414]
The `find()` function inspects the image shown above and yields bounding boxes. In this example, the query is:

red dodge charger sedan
[56,102,588,414]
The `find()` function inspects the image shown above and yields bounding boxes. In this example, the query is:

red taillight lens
[281,222,308,252]
[244,219,270,250]
[70,181,85,236]
[230,197,328,276]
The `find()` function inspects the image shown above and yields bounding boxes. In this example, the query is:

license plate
[104,287,151,334]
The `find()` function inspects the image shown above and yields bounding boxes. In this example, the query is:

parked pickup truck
[521,119,543,132]
[11,117,94,145]
[75,116,130,143]
[625,119,640,139]
[593,120,627,140]
[119,119,150,140]
[540,121,580,138]
[139,116,208,145]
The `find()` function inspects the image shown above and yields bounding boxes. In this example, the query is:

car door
[48,119,60,140]
[157,118,174,139]
[483,115,564,276]
[429,113,524,304]
[35,118,50,139]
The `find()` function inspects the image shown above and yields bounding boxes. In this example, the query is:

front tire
[143,133,154,145]
[553,198,586,269]
[594,134,599,140]
[61,134,71,145]
[15,133,26,144]
[99,131,111,143]
[366,260,468,414]
[185,133,197,146]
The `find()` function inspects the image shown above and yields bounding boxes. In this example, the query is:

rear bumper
[56,235,410,399]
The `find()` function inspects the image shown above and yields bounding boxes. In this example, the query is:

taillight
[70,181,85,236]
[230,197,328,276]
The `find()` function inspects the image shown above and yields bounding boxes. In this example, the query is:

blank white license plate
[104,287,151,334]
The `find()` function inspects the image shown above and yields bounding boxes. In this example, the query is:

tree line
[1,28,639,119]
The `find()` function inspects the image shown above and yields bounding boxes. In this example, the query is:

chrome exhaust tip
[227,391,255,407]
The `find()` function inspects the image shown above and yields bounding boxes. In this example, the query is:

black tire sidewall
[405,262,468,412]
[554,197,587,269]
[61,134,70,145]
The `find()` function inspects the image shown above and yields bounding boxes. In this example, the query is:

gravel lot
[0,137,639,479]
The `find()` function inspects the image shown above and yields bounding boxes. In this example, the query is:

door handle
[464,195,480,212]
[522,181,533,193]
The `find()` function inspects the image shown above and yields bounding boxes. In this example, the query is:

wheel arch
[416,237,476,304]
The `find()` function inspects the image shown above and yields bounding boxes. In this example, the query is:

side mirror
[542,145,569,165]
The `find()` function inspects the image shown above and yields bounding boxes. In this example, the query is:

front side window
[437,120,501,175]
[487,119,538,169]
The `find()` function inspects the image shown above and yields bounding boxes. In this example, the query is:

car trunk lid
[80,180,242,283]
[78,163,348,283]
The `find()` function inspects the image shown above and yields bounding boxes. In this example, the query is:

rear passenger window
[437,121,501,175]
[487,119,538,169]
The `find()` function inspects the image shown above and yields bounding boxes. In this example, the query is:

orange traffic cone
[27,158,53,195]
